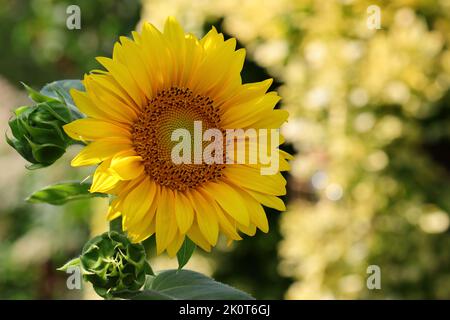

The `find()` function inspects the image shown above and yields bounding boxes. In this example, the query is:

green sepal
[75,232,152,299]
[57,257,81,271]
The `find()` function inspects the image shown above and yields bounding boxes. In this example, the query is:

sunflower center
[131,87,225,191]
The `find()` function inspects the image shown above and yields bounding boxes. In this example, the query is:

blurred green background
[1,0,450,299]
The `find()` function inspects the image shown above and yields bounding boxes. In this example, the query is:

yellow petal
[279,152,291,172]
[122,177,155,230]
[221,93,281,128]
[90,159,120,193]
[193,35,244,100]
[240,191,269,233]
[96,56,146,108]
[71,137,131,167]
[70,88,108,121]
[252,110,289,129]
[116,37,153,100]
[280,149,294,160]
[163,16,187,86]
[187,223,211,252]
[127,183,160,242]
[219,79,272,108]
[174,190,194,234]
[237,222,257,236]
[84,75,139,123]
[109,150,144,180]
[141,22,171,92]
[109,178,140,196]
[129,218,156,243]
[181,33,203,88]
[155,188,177,254]
[90,72,140,112]
[166,232,185,258]
[188,190,219,246]
[201,181,250,226]
[107,198,122,221]
[245,189,286,211]
[225,165,286,196]
[63,118,130,141]
[208,197,242,241]
[196,187,241,240]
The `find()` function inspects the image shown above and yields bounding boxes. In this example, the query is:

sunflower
[64,17,291,256]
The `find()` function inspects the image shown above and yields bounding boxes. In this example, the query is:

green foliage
[0,0,141,87]
[177,238,196,270]
[114,269,254,300]
[26,182,107,205]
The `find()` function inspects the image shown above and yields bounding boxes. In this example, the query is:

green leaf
[114,269,254,300]
[41,80,84,103]
[40,80,85,119]
[177,238,196,270]
[113,288,174,300]
[26,182,107,205]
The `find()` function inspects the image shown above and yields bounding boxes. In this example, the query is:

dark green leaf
[114,269,254,300]
[26,182,107,205]
[177,238,196,270]
[113,288,174,300]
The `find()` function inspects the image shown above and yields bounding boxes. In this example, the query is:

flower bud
[6,84,78,169]
[79,231,151,298]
